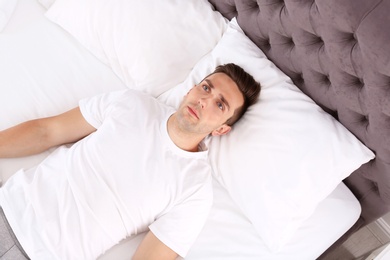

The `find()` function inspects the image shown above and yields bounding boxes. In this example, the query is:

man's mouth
[187,106,199,119]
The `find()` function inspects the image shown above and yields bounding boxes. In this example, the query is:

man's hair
[207,63,261,126]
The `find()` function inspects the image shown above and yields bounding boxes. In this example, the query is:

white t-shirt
[0,90,213,259]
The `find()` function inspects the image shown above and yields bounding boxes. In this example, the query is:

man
[0,63,260,260]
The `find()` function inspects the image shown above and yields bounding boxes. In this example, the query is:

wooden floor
[322,222,390,260]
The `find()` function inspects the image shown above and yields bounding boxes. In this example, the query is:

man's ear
[211,124,231,136]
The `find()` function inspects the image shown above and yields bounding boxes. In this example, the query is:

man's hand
[133,231,178,260]
[0,107,96,158]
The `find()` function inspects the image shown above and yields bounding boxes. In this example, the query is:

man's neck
[167,114,205,153]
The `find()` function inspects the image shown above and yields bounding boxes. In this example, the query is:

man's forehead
[203,73,244,108]
[203,73,232,87]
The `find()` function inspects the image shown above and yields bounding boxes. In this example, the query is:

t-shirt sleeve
[78,90,128,129]
[148,180,213,258]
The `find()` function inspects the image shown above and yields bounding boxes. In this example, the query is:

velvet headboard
[208,0,390,256]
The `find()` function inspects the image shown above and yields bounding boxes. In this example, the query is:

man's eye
[217,102,224,110]
[202,85,210,92]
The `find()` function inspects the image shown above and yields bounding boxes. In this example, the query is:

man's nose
[198,97,207,109]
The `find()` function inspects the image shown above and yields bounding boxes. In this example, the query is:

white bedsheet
[99,179,360,260]
[0,0,361,259]
[0,0,126,180]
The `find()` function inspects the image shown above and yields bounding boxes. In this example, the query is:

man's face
[175,72,244,136]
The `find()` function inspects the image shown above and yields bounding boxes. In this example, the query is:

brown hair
[207,63,261,126]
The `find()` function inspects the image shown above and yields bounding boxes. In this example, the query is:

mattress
[0,0,361,259]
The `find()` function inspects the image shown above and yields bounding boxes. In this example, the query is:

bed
[0,0,387,259]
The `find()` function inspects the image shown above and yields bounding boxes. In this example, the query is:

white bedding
[0,0,361,259]
[99,179,360,260]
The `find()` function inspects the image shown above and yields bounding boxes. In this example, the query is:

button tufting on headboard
[209,0,390,256]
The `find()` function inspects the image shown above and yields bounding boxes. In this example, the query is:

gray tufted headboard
[208,0,390,257]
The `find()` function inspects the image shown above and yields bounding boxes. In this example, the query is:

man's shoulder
[123,89,172,108]
[104,89,173,115]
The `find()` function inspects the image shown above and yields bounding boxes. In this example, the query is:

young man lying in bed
[0,63,260,260]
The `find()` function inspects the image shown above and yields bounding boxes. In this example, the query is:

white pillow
[45,0,227,97]
[38,0,55,9]
[158,19,375,252]
[0,0,17,32]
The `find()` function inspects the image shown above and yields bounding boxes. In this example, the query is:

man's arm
[0,107,96,158]
[133,231,178,260]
